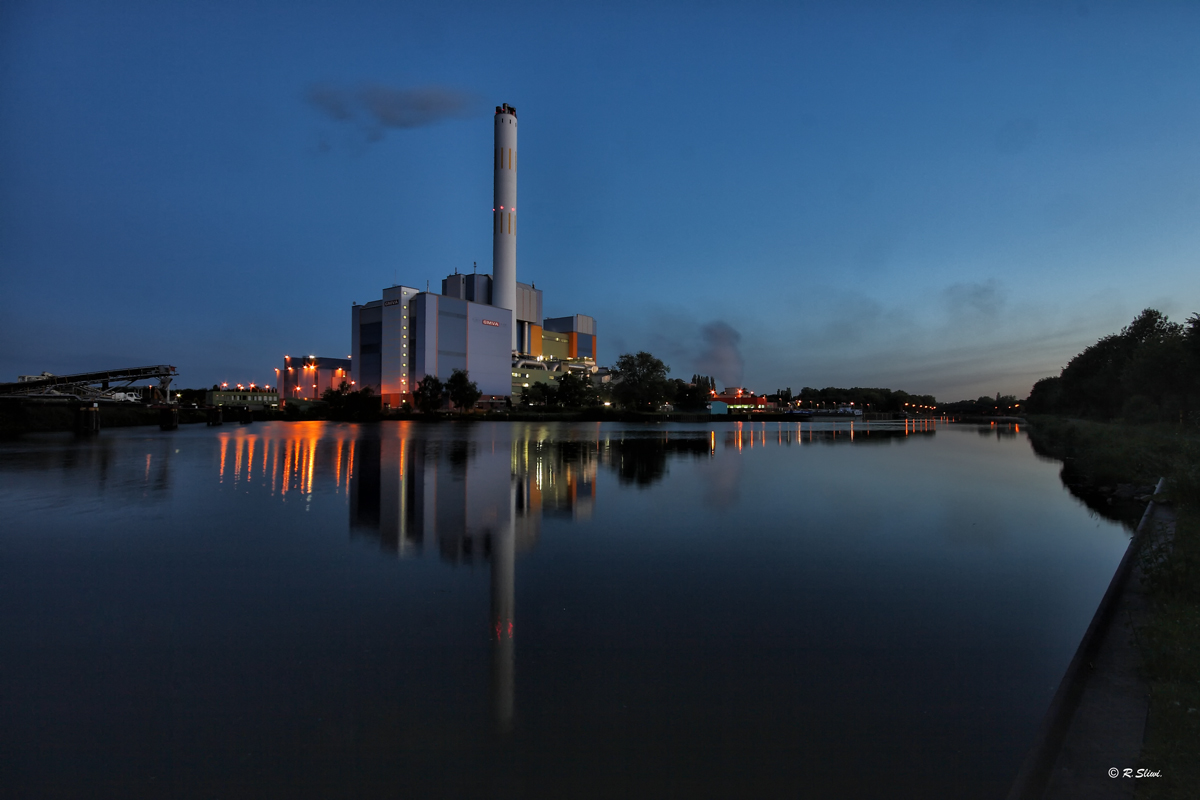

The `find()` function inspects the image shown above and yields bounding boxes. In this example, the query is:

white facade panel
[381,285,416,398]
[466,302,514,396]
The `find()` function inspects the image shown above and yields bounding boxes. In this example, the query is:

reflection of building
[512,438,597,521]
[347,430,602,733]
[349,433,536,559]
[276,355,351,402]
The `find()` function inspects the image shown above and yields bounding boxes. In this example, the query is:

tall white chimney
[493,103,518,350]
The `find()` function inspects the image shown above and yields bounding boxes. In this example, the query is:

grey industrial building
[350,103,597,409]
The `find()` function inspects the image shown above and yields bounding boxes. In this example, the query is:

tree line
[1026,308,1200,423]
[313,349,957,417]
[793,386,937,413]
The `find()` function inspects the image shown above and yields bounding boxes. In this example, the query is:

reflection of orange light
[335,438,343,489]
[305,435,316,494]
[282,439,292,495]
[219,435,228,481]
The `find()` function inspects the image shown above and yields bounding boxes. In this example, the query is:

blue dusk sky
[2,1,1198,400]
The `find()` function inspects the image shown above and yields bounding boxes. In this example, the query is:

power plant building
[350,102,598,409]
[352,284,514,408]
[277,355,351,402]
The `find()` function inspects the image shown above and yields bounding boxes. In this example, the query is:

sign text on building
[482,319,500,327]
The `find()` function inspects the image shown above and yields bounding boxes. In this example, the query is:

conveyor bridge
[0,365,177,401]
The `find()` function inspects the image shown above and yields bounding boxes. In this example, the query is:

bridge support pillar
[75,403,100,435]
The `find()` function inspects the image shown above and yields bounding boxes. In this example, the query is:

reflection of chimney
[490,508,515,733]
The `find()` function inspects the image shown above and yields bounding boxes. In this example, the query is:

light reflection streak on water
[208,420,965,506]
[335,439,343,489]
[305,433,316,496]
[281,439,292,496]
[234,438,243,487]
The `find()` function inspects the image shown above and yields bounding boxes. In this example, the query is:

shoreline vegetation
[1026,417,1199,800]
[1017,308,1199,799]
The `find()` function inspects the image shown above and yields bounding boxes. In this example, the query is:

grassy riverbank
[1027,417,1199,798]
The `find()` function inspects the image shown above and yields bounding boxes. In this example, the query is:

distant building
[206,387,279,410]
[543,315,597,361]
[712,388,775,412]
[276,355,351,403]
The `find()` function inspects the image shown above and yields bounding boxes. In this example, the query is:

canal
[0,420,1130,799]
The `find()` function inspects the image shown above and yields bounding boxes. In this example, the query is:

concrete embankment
[0,399,211,437]
[1007,480,1170,800]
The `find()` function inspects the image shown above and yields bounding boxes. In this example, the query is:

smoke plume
[306,83,477,141]
[695,321,744,391]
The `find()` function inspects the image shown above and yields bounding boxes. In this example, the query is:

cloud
[695,321,744,390]
[306,83,478,142]
[307,84,355,121]
[944,279,1005,318]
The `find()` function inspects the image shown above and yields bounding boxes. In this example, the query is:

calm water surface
[0,420,1129,799]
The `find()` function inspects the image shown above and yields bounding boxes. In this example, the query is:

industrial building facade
[352,284,514,408]
[276,355,351,402]
[349,103,598,409]
[351,279,596,408]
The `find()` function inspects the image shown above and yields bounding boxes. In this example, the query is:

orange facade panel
[529,324,543,357]
[567,332,578,359]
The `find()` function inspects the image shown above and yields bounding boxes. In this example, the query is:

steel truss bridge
[0,365,177,402]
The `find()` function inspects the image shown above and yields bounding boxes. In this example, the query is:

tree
[1035,308,1196,421]
[412,374,444,414]
[556,370,592,409]
[446,369,482,412]
[612,351,670,411]
[674,379,711,411]
[320,381,380,421]
[521,381,554,407]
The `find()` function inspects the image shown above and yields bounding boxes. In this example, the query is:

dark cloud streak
[306,83,478,141]
[695,321,744,390]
